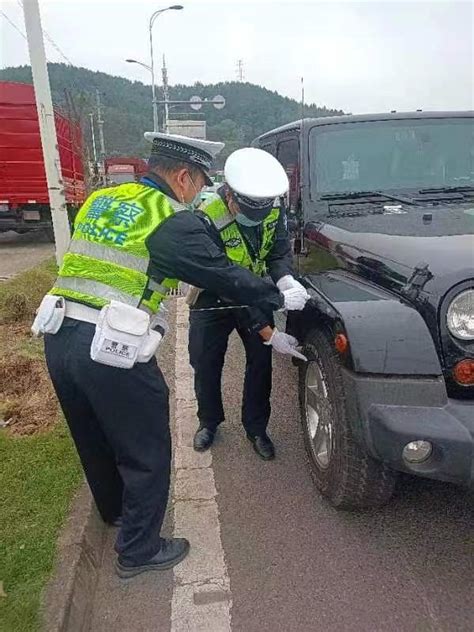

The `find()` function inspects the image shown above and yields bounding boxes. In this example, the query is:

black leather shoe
[247,433,275,460]
[109,516,122,528]
[115,538,190,579]
[193,427,216,452]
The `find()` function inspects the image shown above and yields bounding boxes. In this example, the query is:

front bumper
[343,370,474,487]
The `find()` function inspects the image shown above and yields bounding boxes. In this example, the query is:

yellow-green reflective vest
[200,194,280,276]
[50,182,184,314]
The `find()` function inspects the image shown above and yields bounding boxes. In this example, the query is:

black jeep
[253,112,474,509]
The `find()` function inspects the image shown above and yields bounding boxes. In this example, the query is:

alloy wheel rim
[304,360,333,469]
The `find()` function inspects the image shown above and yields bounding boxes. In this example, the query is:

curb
[41,483,106,632]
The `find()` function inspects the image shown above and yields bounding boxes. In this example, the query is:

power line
[4,1,94,184]
[0,10,27,40]
[1,8,58,67]
[42,27,74,65]
[16,0,73,65]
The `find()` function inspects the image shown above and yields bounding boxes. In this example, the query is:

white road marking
[171,298,232,632]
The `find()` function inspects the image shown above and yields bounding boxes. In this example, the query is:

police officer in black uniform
[40,133,310,579]
[189,148,308,460]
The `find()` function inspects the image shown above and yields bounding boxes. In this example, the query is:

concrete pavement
[89,299,474,632]
[0,230,53,279]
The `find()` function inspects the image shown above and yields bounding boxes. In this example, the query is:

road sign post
[156,96,226,111]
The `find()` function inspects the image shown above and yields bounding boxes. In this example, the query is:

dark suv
[253,112,474,509]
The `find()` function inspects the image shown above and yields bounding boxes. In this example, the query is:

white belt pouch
[31,295,66,337]
[90,301,150,369]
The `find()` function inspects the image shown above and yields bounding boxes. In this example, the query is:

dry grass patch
[0,343,58,435]
[0,259,59,434]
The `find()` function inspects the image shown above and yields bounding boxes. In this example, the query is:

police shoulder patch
[224,237,242,248]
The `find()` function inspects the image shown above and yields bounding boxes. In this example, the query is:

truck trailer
[0,81,86,240]
[105,156,148,185]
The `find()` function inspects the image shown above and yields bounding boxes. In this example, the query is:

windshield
[310,118,474,197]
[108,172,135,185]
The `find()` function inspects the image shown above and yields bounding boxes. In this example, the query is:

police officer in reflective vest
[36,134,310,579]
[190,148,308,460]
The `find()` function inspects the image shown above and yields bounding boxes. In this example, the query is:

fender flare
[289,272,442,376]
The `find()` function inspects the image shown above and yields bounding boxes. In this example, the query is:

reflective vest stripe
[50,183,181,315]
[201,194,234,229]
[69,239,149,273]
[212,211,234,230]
[148,279,169,295]
[200,194,280,276]
[55,273,169,304]
[168,198,189,213]
[54,277,139,306]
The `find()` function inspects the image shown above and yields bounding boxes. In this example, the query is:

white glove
[276,274,307,294]
[281,287,310,311]
[264,329,307,361]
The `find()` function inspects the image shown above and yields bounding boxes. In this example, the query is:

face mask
[182,172,202,210]
[235,212,263,227]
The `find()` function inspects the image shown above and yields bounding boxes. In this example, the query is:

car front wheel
[299,329,397,510]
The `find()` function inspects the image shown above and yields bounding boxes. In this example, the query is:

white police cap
[225,148,289,200]
[144,132,224,185]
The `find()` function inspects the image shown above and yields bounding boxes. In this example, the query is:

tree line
[0,63,344,166]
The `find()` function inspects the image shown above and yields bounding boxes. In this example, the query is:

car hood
[320,204,474,299]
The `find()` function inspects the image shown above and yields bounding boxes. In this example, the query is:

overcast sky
[1,0,473,114]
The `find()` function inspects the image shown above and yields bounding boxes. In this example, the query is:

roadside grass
[0,257,57,324]
[0,258,59,434]
[0,259,83,631]
[0,424,82,631]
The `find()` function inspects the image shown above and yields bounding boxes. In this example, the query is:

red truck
[0,81,86,240]
[105,156,148,184]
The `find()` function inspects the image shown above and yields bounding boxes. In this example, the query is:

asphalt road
[0,230,54,279]
[89,304,473,632]
[214,334,473,632]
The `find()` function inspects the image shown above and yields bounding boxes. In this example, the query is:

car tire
[299,329,397,510]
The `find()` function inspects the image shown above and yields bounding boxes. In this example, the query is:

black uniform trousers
[188,309,272,436]
[44,318,170,566]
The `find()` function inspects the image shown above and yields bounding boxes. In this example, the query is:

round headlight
[447,290,474,340]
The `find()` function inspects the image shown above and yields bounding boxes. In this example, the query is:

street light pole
[148,5,183,132]
[148,13,159,132]
[125,59,152,74]
[125,59,155,130]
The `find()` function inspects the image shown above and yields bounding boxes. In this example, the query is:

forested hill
[0,63,344,164]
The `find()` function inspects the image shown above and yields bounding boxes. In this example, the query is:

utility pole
[301,76,305,121]
[89,112,98,164]
[89,111,99,184]
[22,0,70,264]
[237,59,244,82]
[95,89,107,184]
[162,54,170,134]
[148,6,184,132]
